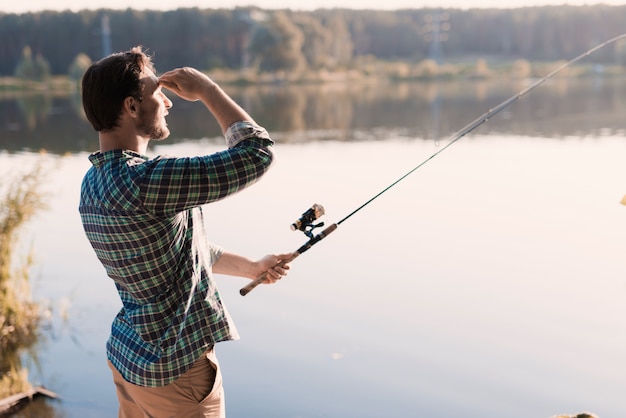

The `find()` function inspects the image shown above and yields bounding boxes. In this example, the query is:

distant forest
[1,5,626,77]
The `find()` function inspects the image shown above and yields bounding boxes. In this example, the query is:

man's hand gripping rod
[240,204,336,296]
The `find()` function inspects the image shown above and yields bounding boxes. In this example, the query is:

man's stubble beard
[138,110,170,141]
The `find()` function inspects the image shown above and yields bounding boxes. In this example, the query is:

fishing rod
[240,33,626,296]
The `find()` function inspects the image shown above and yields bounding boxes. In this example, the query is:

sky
[2,0,626,14]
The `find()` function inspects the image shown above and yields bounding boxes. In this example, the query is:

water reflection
[15,93,53,132]
[1,77,625,154]
[0,77,625,418]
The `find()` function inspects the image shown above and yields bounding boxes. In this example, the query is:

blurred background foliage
[0,5,625,84]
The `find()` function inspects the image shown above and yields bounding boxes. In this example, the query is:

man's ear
[124,97,138,116]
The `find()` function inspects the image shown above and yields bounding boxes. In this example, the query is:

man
[79,46,292,417]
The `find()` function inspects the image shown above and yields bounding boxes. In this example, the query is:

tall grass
[0,162,48,398]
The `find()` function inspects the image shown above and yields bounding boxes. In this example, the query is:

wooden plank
[0,386,58,416]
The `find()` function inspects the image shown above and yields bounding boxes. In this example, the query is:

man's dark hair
[82,46,155,132]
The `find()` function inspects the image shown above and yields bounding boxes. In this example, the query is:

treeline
[1,5,626,77]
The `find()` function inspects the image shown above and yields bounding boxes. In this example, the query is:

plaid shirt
[79,121,274,387]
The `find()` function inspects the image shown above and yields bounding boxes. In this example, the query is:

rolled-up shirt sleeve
[225,121,273,148]
[209,242,224,265]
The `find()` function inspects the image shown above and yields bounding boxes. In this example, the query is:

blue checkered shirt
[79,121,274,387]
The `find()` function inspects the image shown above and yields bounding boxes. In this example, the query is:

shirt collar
[88,149,148,168]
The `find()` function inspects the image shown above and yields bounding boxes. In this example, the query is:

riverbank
[1,59,624,94]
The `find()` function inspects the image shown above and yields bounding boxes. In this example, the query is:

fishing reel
[290,203,325,239]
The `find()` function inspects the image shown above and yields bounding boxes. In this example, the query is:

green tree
[294,12,354,70]
[326,14,354,69]
[248,11,306,73]
[294,14,333,70]
[68,53,92,87]
[14,46,51,82]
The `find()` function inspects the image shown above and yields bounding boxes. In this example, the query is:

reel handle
[239,253,301,296]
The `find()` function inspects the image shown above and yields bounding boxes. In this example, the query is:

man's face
[136,69,173,140]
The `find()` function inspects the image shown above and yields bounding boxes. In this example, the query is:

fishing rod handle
[239,223,338,296]
[239,253,301,296]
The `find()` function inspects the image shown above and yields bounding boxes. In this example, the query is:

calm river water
[1,77,625,417]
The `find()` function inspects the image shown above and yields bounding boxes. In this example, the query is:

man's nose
[163,94,173,109]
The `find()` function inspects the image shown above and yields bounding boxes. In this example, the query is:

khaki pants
[108,348,225,418]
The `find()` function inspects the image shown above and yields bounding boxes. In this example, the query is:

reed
[0,367,31,399]
[0,162,47,358]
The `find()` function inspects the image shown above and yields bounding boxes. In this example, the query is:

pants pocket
[172,348,217,403]
[201,349,222,400]
[198,349,225,417]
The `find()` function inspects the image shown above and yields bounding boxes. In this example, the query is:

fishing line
[240,33,626,296]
